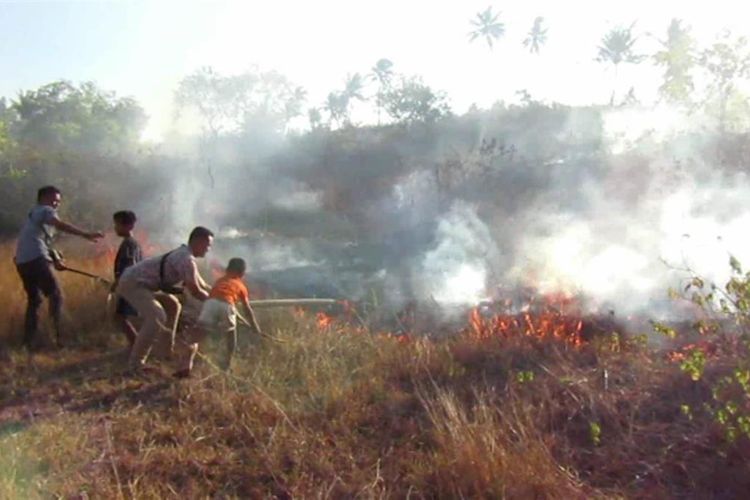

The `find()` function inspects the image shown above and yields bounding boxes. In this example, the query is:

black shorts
[116,297,138,317]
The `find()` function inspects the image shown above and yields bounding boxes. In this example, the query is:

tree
[324,92,348,128]
[175,67,251,136]
[523,17,548,54]
[282,86,308,132]
[12,80,145,153]
[369,58,394,124]
[596,24,644,105]
[175,67,306,137]
[699,31,750,133]
[308,107,323,130]
[0,98,14,156]
[343,73,367,122]
[653,19,696,106]
[382,76,451,124]
[469,7,505,50]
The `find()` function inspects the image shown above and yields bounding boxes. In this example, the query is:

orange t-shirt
[209,275,249,305]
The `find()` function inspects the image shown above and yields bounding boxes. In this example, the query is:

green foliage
[708,367,750,442]
[369,59,395,124]
[680,347,707,381]
[675,257,750,443]
[382,76,451,124]
[651,321,677,339]
[589,421,602,446]
[515,370,535,383]
[653,19,696,106]
[597,24,644,67]
[596,23,644,105]
[699,31,750,132]
[175,66,306,136]
[12,81,145,154]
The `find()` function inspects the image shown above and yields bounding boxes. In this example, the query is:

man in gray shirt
[15,185,104,349]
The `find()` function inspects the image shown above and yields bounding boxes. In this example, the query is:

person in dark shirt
[112,211,143,347]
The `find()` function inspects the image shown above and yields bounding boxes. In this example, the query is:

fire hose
[58,265,336,340]
[61,265,112,285]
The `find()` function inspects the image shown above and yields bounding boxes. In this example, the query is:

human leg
[220,326,238,371]
[16,261,43,348]
[118,280,168,371]
[153,293,182,359]
[17,258,61,348]
[174,324,209,377]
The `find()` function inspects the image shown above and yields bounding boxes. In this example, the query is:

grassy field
[1,242,750,499]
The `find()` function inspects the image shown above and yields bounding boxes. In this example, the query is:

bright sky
[0,0,745,140]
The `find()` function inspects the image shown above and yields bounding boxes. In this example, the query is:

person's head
[188,226,214,257]
[113,210,137,237]
[226,257,246,277]
[37,186,62,208]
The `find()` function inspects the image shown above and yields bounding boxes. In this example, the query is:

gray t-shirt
[15,205,57,265]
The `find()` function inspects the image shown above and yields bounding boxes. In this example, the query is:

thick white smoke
[417,201,499,306]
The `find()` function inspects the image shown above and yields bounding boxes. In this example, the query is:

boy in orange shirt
[174,257,261,377]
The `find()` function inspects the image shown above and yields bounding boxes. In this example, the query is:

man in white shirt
[116,226,213,373]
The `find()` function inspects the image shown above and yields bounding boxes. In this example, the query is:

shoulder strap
[159,249,176,287]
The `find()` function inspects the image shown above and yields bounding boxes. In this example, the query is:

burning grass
[2,242,750,498]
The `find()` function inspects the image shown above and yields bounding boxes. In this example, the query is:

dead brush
[4,239,750,497]
[0,241,114,347]
[420,388,590,499]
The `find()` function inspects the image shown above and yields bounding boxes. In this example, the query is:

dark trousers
[15,257,62,346]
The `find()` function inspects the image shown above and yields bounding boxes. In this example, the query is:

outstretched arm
[50,216,103,241]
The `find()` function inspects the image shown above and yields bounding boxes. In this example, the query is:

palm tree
[324,92,347,128]
[280,86,306,130]
[344,73,365,102]
[370,59,393,86]
[596,23,644,105]
[523,16,548,54]
[369,59,394,124]
[343,73,366,123]
[308,107,323,130]
[469,7,505,50]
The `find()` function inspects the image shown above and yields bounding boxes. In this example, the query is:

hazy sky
[0,0,745,139]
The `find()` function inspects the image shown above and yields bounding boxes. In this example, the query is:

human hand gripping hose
[235,311,286,343]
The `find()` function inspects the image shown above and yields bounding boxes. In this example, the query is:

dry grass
[0,239,115,348]
[2,241,750,498]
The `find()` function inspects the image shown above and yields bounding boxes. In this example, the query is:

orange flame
[467,293,585,347]
[316,311,335,329]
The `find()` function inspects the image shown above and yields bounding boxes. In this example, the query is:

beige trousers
[176,299,238,372]
[116,276,182,370]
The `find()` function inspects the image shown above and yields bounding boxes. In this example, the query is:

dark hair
[37,185,61,202]
[227,257,246,274]
[113,210,137,226]
[188,226,214,242]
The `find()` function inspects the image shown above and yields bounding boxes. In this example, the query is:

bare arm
[242,299,262,334]
[183,261,210,300]
[185,281,209,301]
[50,217,103,241]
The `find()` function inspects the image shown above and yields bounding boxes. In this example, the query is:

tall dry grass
[2,239,750,498]
[0,240,116,347]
